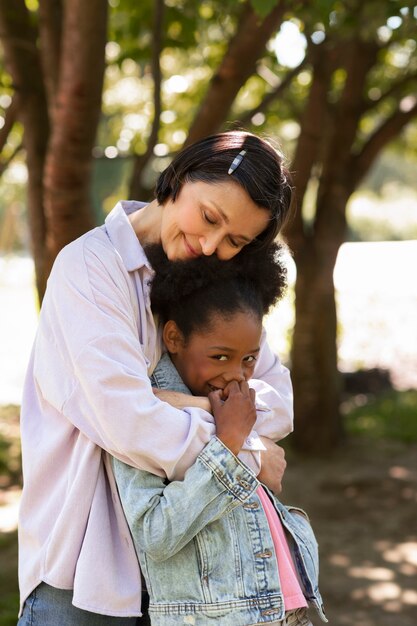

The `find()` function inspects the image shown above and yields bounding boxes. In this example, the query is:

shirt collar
[104,200,153,272]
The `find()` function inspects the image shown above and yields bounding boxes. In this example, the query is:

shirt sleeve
[248,327,294,441]
[34,235,215,480]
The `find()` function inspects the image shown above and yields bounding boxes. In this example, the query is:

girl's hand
[153,389,211,413]
[209,380,257,455]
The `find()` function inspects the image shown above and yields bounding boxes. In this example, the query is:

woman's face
[160,180,270,261]
[166,311,262,397]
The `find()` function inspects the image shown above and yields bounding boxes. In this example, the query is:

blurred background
[1,1,416,624]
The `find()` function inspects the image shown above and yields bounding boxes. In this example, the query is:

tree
[0,0,107,299]
[165,0,417,452]
[183,0,289,146]
[1,0,416,451]
[279,2,417,452]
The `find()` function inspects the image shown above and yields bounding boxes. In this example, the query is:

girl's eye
[212,355,228,361]
[244,355,257,363]
[203,211,217,225]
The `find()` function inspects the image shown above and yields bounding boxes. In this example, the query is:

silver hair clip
[228,150,247,175]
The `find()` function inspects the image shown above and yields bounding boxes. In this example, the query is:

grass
[342,389,417,443]
[0,530,19,626]
[0,405,21,625]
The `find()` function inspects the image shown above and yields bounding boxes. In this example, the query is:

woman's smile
[183,235,200,258]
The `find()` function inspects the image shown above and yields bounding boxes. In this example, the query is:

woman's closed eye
[202,209,244,249]
[203,210,218,225]
[228,236,241,249]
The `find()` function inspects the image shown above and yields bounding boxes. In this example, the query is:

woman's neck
[129,198,162,245]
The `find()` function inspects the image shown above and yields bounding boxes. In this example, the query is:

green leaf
[250,0,278,20]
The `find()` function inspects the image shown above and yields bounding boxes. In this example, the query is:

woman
[17,131,294,625]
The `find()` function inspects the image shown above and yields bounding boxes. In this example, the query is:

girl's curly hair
[146,242,288,340]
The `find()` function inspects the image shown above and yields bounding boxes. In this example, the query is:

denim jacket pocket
[278,503,328,622]
[258,492,326,622]
[284,506,319,583]
[194,511,246,604]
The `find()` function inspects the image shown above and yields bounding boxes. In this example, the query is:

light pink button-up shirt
[18,201,293,617]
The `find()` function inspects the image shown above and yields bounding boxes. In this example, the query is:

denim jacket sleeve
[112,436,259,562]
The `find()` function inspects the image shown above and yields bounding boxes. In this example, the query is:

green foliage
[102,0,243,169]
[0,406,21,489]
[91,155,132,220]
[362,146,417,194]
[24,0,38,11]
[108,0,240,64]
[347,190,417,242]
[344,390,417,442]
[250,0,278,19]
[2,0,417,248]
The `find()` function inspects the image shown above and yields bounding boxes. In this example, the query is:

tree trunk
[129,0,164,201]
[0,0,50,299]
[38,0,63,109]
[290,198,347,453]
[43,0,108,279]
[284,41,335,252]
[291,249,342,452]
[286,38,380,452]
[184,1,286,146]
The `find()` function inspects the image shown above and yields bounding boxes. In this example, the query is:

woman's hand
[152,388,211,413]
[257,437,286,494]
[209,380,257,456]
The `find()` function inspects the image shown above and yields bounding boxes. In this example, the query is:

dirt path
[282,437,417,626]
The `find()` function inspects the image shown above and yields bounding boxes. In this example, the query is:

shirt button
[261,608,280,616]
[256,550,273,558]
[243,502,259,510]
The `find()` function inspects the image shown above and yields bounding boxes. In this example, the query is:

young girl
[112,245,327,626]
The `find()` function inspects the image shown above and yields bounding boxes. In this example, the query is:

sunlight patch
[388,465,411,479]
[402,589,417,605]
[0,488,20,532]
[347,566,394,581]
[328,553,350,567]
[381,542,417,566]
[367,582,400,601]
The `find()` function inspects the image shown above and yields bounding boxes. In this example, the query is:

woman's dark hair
[155,131,294,250]
[147,242,288,341]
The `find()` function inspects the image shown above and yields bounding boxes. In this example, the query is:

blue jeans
[18,583,150,626]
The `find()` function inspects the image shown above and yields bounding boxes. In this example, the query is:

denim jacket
[112,354,327,625]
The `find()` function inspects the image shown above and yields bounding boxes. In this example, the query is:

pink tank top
[257,486,307,611]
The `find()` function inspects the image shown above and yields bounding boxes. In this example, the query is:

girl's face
[164,310,262,397]
[160,180,270,261]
